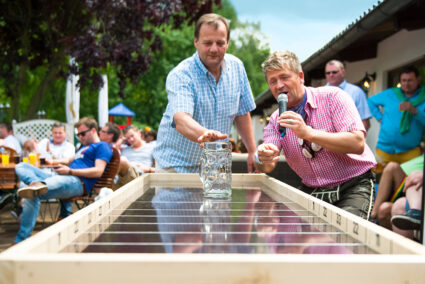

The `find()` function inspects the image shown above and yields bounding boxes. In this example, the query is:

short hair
[401,66,420,77]
[123,125,139,135]
[145,129,157,140]
[74,117,98,131]
[104,122,121,143]
[194,13,230,41]
[262,50,302,77]
[0,122,13,132]
[51,121,66,131]
[325,59,345,70]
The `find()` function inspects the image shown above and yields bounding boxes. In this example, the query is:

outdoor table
[1,173,425,284]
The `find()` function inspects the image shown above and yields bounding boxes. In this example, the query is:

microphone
[277,93,288,137]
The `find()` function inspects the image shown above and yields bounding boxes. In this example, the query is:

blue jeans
[14,163,84,242]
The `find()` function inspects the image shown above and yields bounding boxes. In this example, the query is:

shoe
[17,182,48,199]
[10,206,23,221]
[391,209,421,230]
[0,192,13,210]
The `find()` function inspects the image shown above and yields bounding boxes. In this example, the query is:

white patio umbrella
[98,74,108,127]
[65,58,80,125]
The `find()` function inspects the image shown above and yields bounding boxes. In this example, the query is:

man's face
[400,72,421,96]
[266,67,305,108]
[76,125,94,146]
[124,129,141,146]
[194,22,229,72]
[0,127,7,139]
[99,126,112,144]
[51,126,66,145]
[325,64,345,86]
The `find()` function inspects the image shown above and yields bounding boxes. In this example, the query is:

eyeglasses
[325,71,339,75]
[76,129,91,138]
[99,129,108,134]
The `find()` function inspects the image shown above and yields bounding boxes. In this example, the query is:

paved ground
[0,201,60,252]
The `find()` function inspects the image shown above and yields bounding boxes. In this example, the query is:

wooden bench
[65,147,121,209]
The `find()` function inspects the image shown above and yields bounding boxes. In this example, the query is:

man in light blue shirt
[325,60,372,131]
[153,13,256,173]
[368,66,425,164]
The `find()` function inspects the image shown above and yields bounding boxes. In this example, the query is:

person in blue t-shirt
[14,117,112,243]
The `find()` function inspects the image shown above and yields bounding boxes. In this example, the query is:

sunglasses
[77,128,91,137]
[297,136,322,159]
[325,71,339,75]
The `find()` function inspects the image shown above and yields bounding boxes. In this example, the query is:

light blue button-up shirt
[326,80,372,120]
[368,86,425,153]
[153,52,255,172]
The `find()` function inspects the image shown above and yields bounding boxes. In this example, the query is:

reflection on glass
[66,186,376,254]
[200,197,232,253]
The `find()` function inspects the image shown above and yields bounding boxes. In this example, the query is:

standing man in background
[325,60,372,131]
[153,13,256,173]
[368,66,425,164]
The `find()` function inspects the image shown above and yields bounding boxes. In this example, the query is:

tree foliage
[0,0,270,130]
[0,0,220,120]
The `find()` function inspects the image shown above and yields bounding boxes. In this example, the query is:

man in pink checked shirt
[255,50,377,220]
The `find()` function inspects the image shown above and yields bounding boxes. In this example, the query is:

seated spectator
[13,117,112,242]
[391,169,423,240]
[229,138,237,153]
[144,128,157,146]
[236,139,248,153]
[99,122,139,188]
[0,122,22,210]
[122,125,155,174]
[10,122,75,220]
[372,155,423,229]
[0,122,22,154]
[38,122,75,160]
[99,122,123,150]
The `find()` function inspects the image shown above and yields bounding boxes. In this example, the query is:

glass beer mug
[199,142,232,198]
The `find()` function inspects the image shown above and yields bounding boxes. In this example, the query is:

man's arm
[174,112,227,143]
[278,112,365,155]
[55,159,107,178]
[255,143,280,173]
[367,94,384,121]
[234,113,256,172]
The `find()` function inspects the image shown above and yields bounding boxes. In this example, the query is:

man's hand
[55,165,71,175]
[404,169,423,192]
[197,130,227,145]
[399,101,418,115]
[257,143,280,164]
[277,111,311,140]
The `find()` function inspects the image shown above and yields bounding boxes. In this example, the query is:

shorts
[376,147,422,164]
[301,170,376,220]
[114,165,139,189]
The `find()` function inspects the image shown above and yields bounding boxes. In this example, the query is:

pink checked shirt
[263,86,376,188]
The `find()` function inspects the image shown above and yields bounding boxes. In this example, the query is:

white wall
[344,28,425,154]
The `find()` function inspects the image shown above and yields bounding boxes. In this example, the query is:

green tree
[112,0,270,129]
[0,0,221,121]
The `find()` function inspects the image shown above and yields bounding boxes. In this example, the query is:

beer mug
[28,152,36,165]
[1,150,10,166]
[199,142,232,198]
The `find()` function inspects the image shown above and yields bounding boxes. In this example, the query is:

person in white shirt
[122,125,155,174]
[37,122,75,161]
[0,122,22,154]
